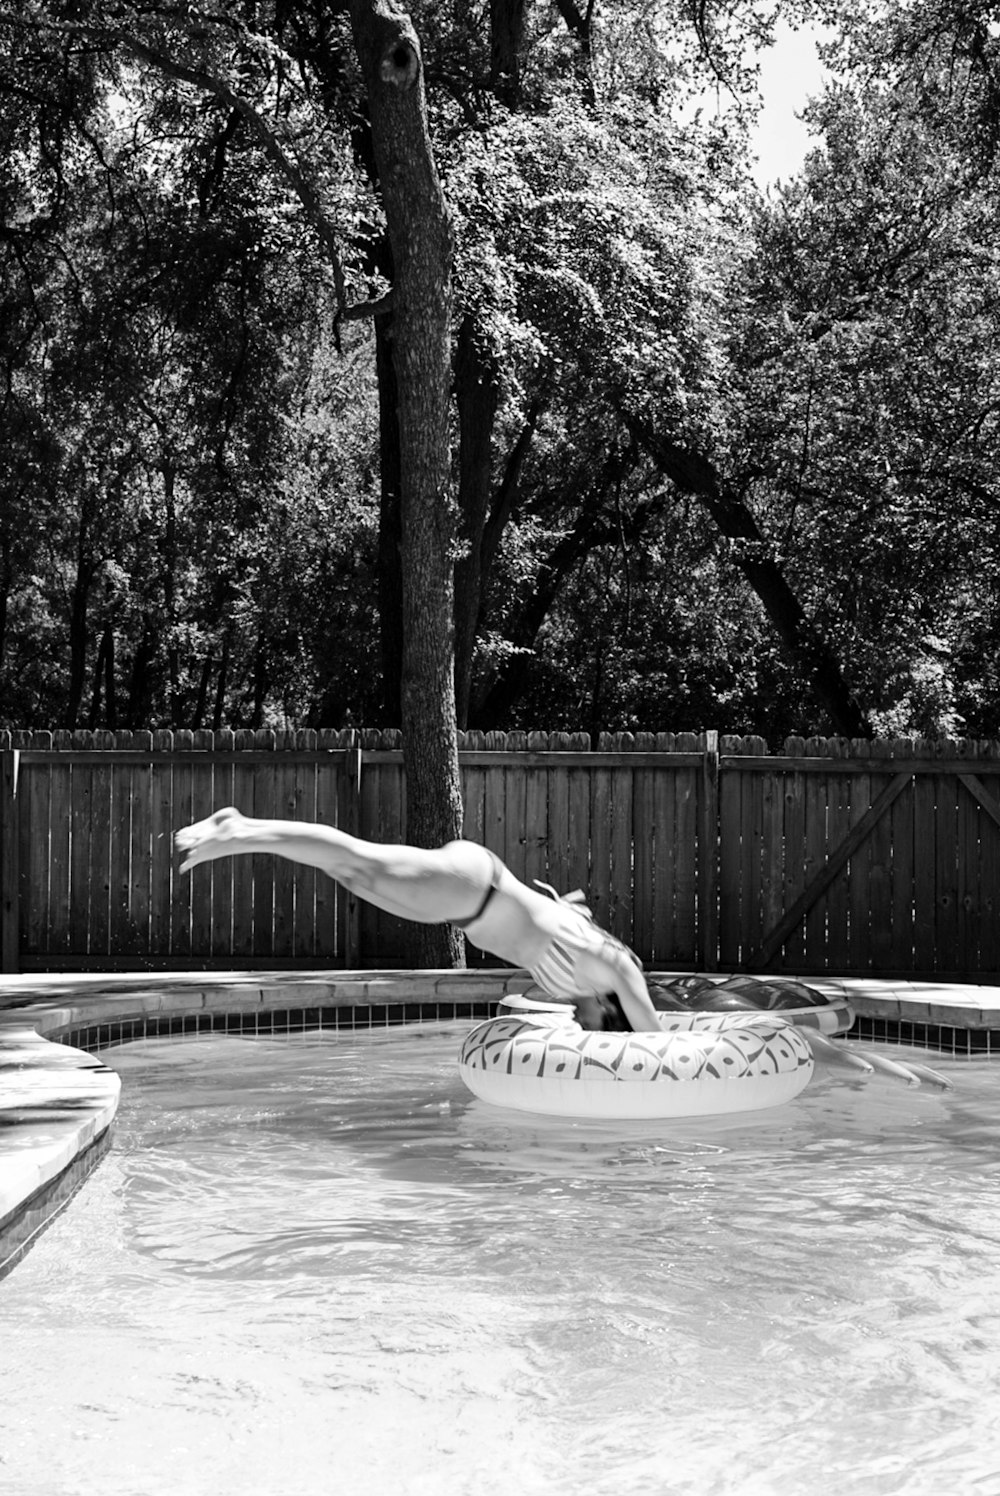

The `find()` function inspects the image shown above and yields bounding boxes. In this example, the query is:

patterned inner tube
[459,1007,816,1120]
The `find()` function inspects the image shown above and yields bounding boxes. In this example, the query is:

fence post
[341,736,363,967]
[0,750,19,973]
[699,731,719,970]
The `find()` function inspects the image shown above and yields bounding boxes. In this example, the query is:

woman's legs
[174,807,496,925]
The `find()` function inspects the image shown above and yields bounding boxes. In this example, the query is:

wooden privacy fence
[2,729,999,979]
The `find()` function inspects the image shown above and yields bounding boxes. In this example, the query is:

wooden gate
[716,738,1000,978]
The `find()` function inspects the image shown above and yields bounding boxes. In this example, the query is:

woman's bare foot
[174,807,252,873]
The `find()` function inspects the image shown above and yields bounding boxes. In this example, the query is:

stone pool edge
[1,969,998,1268]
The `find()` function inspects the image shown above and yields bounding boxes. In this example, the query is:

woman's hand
[174,807,253,873]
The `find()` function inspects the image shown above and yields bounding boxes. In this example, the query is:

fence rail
[3,728,999,979]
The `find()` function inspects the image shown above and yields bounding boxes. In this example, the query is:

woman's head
[573,992,631,1032]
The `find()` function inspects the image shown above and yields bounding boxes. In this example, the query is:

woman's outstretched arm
[175,807,374,880]
[577,939,663,1033]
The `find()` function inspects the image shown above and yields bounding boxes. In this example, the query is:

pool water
[1,1025,1000,1496]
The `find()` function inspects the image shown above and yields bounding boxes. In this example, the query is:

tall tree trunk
[489,0,527,103]
[87,622,117,730]
[65,500,96,731]
[251,634,268,728]
[125,622,157,729]
[375,310,405,723]
[349,0,463,966]
[213,634,230,731]
[454,315,500,728]
[160,461,182,724]
[191,651,213,730]
[103,623,117,729]
[0,532,10,683]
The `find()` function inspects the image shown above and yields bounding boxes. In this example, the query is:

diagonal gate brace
[747,770,912,970]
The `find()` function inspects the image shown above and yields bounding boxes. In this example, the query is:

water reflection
[2,1025,998,1496]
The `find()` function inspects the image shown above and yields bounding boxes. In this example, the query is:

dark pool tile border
[849,1014,1000,1056]
[55,1001,999,1060]
[62,1000,501,1052]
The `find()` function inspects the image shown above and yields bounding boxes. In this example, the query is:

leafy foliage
[1,0,999,741]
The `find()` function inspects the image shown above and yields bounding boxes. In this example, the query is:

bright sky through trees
[752,19,830,186]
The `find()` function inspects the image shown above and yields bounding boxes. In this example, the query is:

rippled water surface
[2,1024,1000,1496]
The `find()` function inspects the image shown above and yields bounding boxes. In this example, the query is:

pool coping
[2,969,999,1269]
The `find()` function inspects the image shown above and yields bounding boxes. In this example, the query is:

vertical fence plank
[229,730,256,960]
[458,730,486,966]
[888,739,915,972]
[590,738,613,934]
[363,731,405,965]
[460,730,486,848]
[717,736,742,968]
[148,731,174,960]
[483,731,507,871]
[522,732,549,896]
[47,734,73,962]
[86,731,114,959]
[956,738,978,974]
[631,733,656,962]
[823,740,851,969]
[270,735,298,961]
[188,730,217,959]
[780,738,806,969]
[867,739,894,967]
[353,732,376,963]
[608,734,635,945]
[503,731,528,888]
[23,732,52,961]
[107,730,134,959]
[934,738,959,973]
[760,751,783,965]
[67,733,93,959]
[696,731,719,970]
[566,732,592,903]
[740,738,766,966]
[127,731,153,961]
[846,738,872,970]
[0,748,18,972]
[291,731,318,962]
[912,738,936,972]
[651,733,677,966]
[170,731,196,960]
[545,732,571,896]
[729,738,751,966]
[248,730,276,962]
[312,731,341,963]
[801,737,829,967]
[977,743,1000,974]
[207,730,236,960]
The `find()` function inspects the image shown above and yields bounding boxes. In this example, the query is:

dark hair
[584,993,632,1032]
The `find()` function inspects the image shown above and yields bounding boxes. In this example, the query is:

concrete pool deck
[2,969,999,1273]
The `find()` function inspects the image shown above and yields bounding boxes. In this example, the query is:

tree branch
[0,10,352,326]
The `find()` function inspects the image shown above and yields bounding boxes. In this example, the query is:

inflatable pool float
[652,975,855,1036]
[458,1004,814,1119]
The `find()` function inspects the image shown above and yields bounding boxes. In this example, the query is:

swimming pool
[1,1022,998,1496]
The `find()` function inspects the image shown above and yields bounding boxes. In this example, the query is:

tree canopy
[1,0,999,751]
